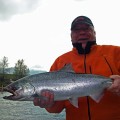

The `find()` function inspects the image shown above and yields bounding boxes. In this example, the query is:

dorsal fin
[58,64,75,73]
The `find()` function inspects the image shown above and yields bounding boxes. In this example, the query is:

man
[34,16,120,120]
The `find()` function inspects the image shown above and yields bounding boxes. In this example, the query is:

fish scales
[3,64,112,107]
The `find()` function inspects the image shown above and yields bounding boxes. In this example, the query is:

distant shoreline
[0,87,3,92]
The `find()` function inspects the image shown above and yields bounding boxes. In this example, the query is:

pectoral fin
[69,97,79,108]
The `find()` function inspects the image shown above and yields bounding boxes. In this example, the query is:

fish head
[3,80,35,101]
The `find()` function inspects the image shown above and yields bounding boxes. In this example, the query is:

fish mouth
[3,87,20,100]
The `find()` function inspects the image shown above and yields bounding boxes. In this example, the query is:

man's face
[71,24,96,48]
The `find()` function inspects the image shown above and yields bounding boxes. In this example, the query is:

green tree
[0,56,9,88]
[14,59,29,79]
[0,56,9,79]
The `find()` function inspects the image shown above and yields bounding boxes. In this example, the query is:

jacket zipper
[83,53,91,120]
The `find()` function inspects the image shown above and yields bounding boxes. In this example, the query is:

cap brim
[71,21,93,30]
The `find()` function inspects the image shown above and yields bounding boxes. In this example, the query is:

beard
[72,41,96,54]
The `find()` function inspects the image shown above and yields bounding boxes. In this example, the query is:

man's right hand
[33,90,55,108]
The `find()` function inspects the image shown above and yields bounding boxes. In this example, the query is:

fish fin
[59,64,75,73]
[69,97,79,108]
[89,91,104,103]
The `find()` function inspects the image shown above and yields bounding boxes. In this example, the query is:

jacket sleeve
[46,101,65,113]
[114,46,120,74]
[50,57,66,71]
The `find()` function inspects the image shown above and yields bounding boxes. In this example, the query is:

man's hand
[33,90,55,108]
[108,75,120,96]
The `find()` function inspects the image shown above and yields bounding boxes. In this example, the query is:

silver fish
[3,64,112,107]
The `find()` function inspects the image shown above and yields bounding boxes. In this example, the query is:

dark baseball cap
[71,16,94,30]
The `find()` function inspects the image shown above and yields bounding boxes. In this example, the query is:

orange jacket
[49,45,120,120]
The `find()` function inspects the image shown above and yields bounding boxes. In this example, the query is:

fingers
[108,75,120,96]
[33,90,55,108]
[110,75,120,79]
[33,97,39,106]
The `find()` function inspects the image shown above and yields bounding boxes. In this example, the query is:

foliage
[0,57,30,86]
[0,56,9,74]
[0,56,9,85]
[0,74,16,86]
[14,59,29,79]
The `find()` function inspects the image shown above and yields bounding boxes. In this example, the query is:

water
[0,92,65,120]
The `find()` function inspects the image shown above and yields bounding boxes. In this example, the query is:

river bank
[0,87,3,92]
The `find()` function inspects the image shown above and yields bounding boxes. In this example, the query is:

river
[0,92,65,120]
